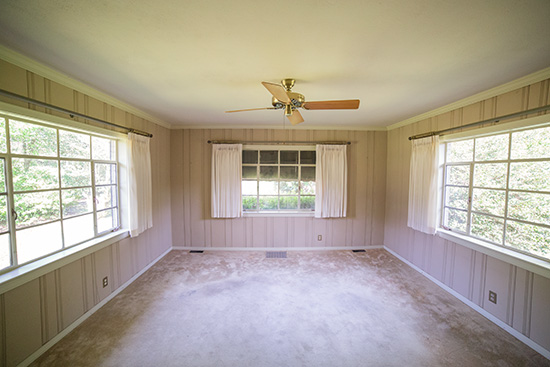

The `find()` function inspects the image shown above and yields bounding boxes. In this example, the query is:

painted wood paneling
[171,128,387,249]
[384,78,550,355]
[0,58,173,366]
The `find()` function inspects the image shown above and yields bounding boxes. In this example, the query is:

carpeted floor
[32,249,549,367]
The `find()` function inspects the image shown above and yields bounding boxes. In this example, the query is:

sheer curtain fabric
[315,144,347,218]
[211,144,242,218]
[127,132,153,237]
[408,136,439,235]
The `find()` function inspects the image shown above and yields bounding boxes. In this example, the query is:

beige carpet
[32,249,548,367]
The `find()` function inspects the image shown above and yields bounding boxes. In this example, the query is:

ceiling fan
[225,79,360,125]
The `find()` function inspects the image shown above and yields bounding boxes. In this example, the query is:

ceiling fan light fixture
[285,104,293,116]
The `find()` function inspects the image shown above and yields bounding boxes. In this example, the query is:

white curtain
[127,132,153,237]
[408,136,439,235]
[211,144,242,218]
[315,144,347,218]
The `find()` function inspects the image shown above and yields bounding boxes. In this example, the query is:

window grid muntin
[442,127,550,261]
[243,148,315,212]
[0,115,120,271]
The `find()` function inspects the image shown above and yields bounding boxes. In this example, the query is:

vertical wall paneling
[384,77,550,355]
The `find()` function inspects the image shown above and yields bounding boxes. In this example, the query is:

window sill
[437,229,550,279]
[0,230,129,294]
[243,211,315,218]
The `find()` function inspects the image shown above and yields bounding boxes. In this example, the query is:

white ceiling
[0,0,549,130]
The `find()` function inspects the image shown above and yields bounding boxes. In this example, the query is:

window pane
[471,213,504,244]
[445,165,469,186]
[242,150,258,164]
[9,120,57,157]
[95,163,117,185]
[447,140,473,163]
[242,181,257,195]
[15,191,60,228]
[62,188,93,217]
[64,214,94,246]
[473,163,507,189]
[472,188,505,217]
[301,181,315,195]
[280,181,298,194]
[260,151,278,164]
[259,196,278,210]
[509,162,550,191]
[259,166,277,179]
[243,196,257,210]
[92,136,116,160]
[16,221,62,264]
[506,221,549,260]
[0,196,7,233]
[96,186,117,210]
[444,208,467,232]
[97,209,118,233]
[300,151,316,164]
[60,130,91,159]
[279,196,298,209]
[475,134,509,161]
[12,158,58,191]
[280,151,298,164]
[280,166,298,179]
[445,186,469,210]
[301,196,315,210]
[508,192,550,225]
[0,233,10,270]
[511,126,550,159]
[0,118,6,153]
[301,167,316,181]
[0,160,5,193]
[259,181,277,195]
[242,166,257,178]
[61,161,91,188]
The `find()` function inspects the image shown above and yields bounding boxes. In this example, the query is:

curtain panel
[211,144,242,218]
[407,136,439,235]
[315,144,348,218]
[127,132,153,237]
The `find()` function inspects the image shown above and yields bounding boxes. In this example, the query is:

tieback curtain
[211,144,242,218]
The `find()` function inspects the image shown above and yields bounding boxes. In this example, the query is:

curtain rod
[0,89,153,138]
[207,140,351,145]
[408,104,550,141]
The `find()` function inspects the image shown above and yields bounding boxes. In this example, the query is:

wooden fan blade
[262,82,291,104]
[303,99,360,110]
[287,109,304,125]
[225,107,276,113]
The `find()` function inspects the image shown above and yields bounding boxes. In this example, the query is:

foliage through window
[442,125,550,261]
[0,113,120,272]
[242,147,316,213]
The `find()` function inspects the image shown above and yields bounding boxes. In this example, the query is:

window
[442,125,550,261]
[0,113,120,272]
[242,146,316,213]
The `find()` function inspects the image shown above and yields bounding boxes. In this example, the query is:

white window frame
[242,145,316,217]
[438,114,550,278]
[0,102,128,283]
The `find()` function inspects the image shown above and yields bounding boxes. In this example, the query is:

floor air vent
[266,251,287,258]
[189,250,204,254]
[352,249,366,253]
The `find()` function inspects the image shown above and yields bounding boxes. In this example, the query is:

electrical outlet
[102,276,108,288]
[317,235,322,241]
[488,290,497,304]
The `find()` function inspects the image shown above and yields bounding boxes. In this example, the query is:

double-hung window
[442,124,550,261]
[0,112,120,272]
[242,146,316,213]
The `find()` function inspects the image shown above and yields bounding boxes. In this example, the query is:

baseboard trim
[172,245,384,252]
[383,246,550,360]
[17,247,172,367]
